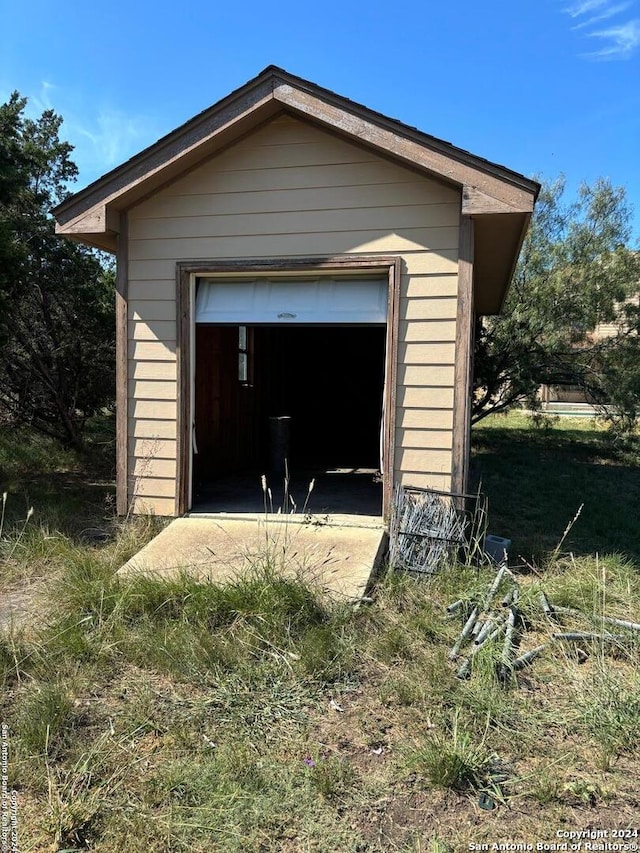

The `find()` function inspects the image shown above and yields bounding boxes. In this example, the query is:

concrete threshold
[188,511,385,529]
[119,513,388,602]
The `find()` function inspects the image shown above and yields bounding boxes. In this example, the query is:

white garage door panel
[195,277,388,324]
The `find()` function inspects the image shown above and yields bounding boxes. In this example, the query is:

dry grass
[1,416,639,850]
[2,538,638,851]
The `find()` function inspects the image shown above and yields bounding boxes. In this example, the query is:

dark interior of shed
[192,325,386,515]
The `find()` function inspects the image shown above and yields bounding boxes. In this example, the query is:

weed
[576,667,640,768]
[0,631,30,687]
[429,839,454,853]
[16,682,74,756]
[409,712,492,792]
[563,777,611,806]
[373,625,416,663]
[295,620,353,682]
[544,553,639,616]
[307,755,356,800]
[378,676,425,707]
[531,770,563,805]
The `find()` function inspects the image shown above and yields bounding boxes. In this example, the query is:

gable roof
[53,65,540,313]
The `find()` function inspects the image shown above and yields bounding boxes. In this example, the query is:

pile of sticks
[447,567,640,682]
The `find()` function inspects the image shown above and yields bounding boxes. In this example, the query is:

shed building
[54,67,539,519]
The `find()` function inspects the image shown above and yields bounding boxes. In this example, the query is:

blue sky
[1,0,638,238]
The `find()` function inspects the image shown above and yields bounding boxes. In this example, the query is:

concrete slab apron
[118,514,387,602]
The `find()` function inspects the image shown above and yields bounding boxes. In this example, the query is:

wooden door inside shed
[194,326,257,483]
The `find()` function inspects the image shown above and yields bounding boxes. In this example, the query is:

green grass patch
[408,712,493,792]
[0,416,116,548]
[473,412,640,563]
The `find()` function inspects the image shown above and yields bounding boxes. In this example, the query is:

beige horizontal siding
[397,429,453,450]
[128,260,176,282]
[128,380,177,401]
[593,321,618,339]
[398,387,455,409]
[403,251,458,275]
[398,409,455,430]
[129,457,177,478]
[140,186,459,220]
[399,320,457,343]
[126,113,461,515]
[129,301,176,322]
[130,438,177,458]
[128,477,176,498]
[399,365,455,387]
[247,114,347,144]
[130,400,177,419]
[130,496,175,516]
[200,138,380,173]
[395,471,452,492]
[129,206,460,241]
[128,340,177,361]
[129,321,176,342]
[159,159,457,198]
[128,279,176,300]
[399,297,458,321]
[128,418,177,439]
[396,448,452,473]
[398,342,456,365]
[587,295,637,341]
[128,230,459,261]
[402,274,458,298]
[128,360,176,381]
[127,252,460,282]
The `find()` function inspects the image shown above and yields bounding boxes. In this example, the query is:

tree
[473,177,640,433]
[0,93,115,449]
[581,297,640,435]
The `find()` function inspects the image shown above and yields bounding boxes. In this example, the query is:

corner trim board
[176,264,192,516]
[451,215,474,495]
[115,212,129,514]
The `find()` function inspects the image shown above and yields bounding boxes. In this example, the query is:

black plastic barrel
[268,416,291,480]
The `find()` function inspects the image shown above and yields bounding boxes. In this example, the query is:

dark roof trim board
[53,65,540,313]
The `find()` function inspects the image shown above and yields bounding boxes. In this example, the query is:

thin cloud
[563,0,640,58]
[573,1,633,28]
[0,80,56,115]
[585,18,640,56]
[565,0,609,17]
[30,80,55,113]
[72,109,150,172]
[0,80,156,187]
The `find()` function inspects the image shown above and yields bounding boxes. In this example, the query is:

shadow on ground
[0,420,116,543]
[471,418,640,565]
[5,471,115,541]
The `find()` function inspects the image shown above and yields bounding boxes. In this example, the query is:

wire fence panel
[389,484,488,573]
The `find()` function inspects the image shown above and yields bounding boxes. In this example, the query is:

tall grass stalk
[5,505,34,562]
[0,492,7,538]
[551,503,584,560]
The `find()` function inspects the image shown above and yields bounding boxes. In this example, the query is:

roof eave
[53,65,539,237]
[53,73,281,227]
[472,211,531,314]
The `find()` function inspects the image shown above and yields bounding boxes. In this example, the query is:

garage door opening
[192,324,386,516]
